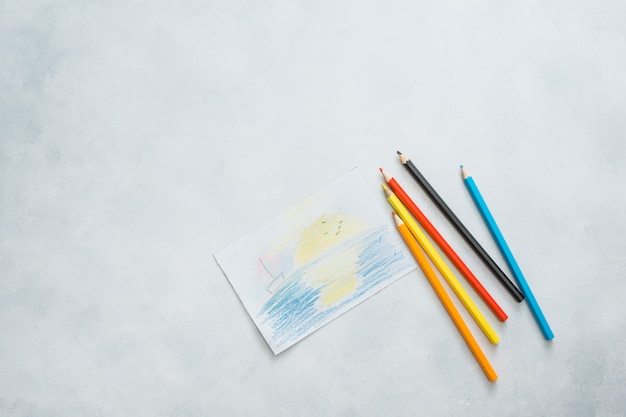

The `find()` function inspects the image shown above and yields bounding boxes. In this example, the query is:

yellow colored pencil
[383,184,499,344]
[393,212,498,382]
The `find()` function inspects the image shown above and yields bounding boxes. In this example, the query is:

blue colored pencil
[461,166,554,341]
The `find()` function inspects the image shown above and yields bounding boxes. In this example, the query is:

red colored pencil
[381,168,508,322]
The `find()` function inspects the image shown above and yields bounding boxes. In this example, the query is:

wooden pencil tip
[396,150,402,155]
[460,166,470,179]
[397,152,409,165]
[379,168,391,183]
[392,211,403,226]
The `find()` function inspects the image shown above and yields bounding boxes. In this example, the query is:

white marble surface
[2,1,625,416]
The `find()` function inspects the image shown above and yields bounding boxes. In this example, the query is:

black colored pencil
[397,151,524,302]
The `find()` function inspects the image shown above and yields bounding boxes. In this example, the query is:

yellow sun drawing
[294,212,371,308]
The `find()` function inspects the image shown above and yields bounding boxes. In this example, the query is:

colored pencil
[397,151,524,302]
[461,166,554,341]
[392,212,498,382]
[381,168,508,322]
[383,185,500,345]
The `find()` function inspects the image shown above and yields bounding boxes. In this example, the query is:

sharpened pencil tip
[380,168,391,182]
[379,167,383,172]
[396,150,402,155]
[391,211,403,227]
[381,183,392,197]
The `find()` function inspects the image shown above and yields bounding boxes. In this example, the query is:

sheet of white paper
[214,168,416,354]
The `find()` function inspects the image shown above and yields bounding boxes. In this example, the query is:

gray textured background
[2,1,625,416]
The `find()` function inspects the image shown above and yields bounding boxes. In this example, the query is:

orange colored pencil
[381,168,508,322]
[393,212,498,382]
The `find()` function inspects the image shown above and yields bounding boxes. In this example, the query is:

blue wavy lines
[258,225,410,353]
[261,275,320,343]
